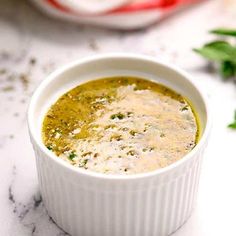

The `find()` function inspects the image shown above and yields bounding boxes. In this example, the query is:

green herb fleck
[142,147,155,152]
[79,159,88,168]
[127,150,136,156]
[160,133,165,138]
[129,130,137,136]
[110,134,123,141]
[110,113,125,120]
[81,151,92,157]
[181,105,189,111]
[47,145,53,151]
[127,111,133,117]
[68,151,77,160]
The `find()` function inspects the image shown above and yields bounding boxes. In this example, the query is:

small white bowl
[28,54,211,236]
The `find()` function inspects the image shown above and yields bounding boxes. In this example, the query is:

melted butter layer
[42,77,199,175]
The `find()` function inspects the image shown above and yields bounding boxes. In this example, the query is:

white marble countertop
[1,0,236,235]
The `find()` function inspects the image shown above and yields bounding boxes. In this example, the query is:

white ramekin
[28,54,211,236]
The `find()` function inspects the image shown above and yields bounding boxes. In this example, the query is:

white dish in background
[30,0,182,29]
[28,54,211,236]
[56,0,131,14]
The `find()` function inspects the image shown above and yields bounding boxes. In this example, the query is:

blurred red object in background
[31,0,204,29]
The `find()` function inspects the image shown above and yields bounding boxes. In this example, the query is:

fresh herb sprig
[210,28,236,37]
[228,111,236,129]
[193,28,236,79]
[194,28,236,129]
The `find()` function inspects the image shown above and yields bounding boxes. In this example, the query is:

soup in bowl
[28,54,210,236]
[42,77,199,175]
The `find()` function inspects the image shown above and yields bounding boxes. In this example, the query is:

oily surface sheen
[42,77,198,175]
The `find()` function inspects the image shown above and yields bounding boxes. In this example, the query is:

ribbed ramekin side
[140,152,203,236]
[34,145,204,236]
[167,155,203,235]
[34,146,70,233]
[34,146,51,214]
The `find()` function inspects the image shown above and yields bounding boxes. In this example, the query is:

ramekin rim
[27,53,211,181]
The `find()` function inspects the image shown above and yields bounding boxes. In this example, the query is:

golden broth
[42,77,199,175]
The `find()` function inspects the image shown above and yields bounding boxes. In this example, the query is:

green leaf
[220,61,236,79]
[228,122,236,129]
[193,41,236,63]
[210,28,236,37]
[228,111,236,129]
